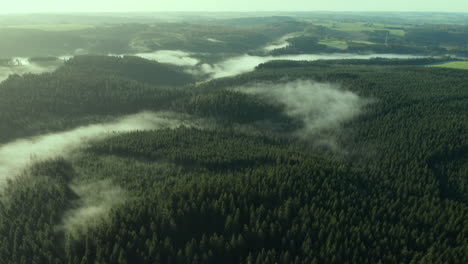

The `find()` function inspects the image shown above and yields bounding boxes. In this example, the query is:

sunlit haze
[1,0,468,13]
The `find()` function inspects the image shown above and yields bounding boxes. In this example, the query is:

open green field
[318,40,378,50]
[314,21,406,37]
[351,40,377,45]
[1,24,94,31]
[318,40,348,50]
[433,61,468,70]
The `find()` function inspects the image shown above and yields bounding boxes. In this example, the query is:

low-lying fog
[0,51,424,84]
[263,40,290,51]
[0,57,69,83]
[61,180,126,237]
[201,53,423,79]
[0,112,197,189]
[234,80,371,151]
[134,50,200,66]
[0,111,200,236]
[129,50,423,79]
[262,34,297,51]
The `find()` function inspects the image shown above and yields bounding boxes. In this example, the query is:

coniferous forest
[0,12,467,264]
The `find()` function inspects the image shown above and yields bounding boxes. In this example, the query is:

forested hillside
[0,21,297,57]
[0,56,466,263]
[2,15,468,58]
[0,55,195,143]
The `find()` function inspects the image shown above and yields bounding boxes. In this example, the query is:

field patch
[315,21,406,37]
[433,61,468,70]
[318,40,348,50]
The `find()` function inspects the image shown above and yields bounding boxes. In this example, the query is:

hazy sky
[1,0,468,13]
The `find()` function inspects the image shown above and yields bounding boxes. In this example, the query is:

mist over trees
[0,12,467,264]
[0,54,466,263]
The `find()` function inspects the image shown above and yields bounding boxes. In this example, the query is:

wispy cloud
[234,80,371,150]
[0,111,197,189]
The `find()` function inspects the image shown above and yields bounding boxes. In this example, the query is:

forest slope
[0,57,466,264]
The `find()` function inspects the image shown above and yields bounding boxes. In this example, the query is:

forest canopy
[0,12,467,264]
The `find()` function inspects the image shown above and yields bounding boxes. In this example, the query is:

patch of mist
[58,55,73,61]
[60,180,125,237]
[134,50,200,66]
[111,48,423,80]
[0,111,199,189]
[206,37,223,43]
[234,80,371,150]
[263,35,294,52]
[73,48,88,55]
[263,41,290,51]
[0,57,62,83]
[129,40,151,52]
[201,53,423,79]
[262,33,304,52]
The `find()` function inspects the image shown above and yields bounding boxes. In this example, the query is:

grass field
[318,40,378,50]
[314,21,406,37]
[351,40,377,45]
[1,24,94,31]
[433,61,468,70]
[319,40,348,50]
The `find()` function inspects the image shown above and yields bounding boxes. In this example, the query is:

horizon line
[1,10,468,15]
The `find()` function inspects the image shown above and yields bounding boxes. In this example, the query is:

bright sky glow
[1,0,467,13]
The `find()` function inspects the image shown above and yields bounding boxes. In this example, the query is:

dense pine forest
[0,53,466,264]
[0,10,468,264]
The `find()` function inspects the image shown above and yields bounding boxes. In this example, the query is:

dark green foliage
[0,159,76,264]
[405,25,468,46]
[174,90,292,125]
[0,55,192,143]
[218,16,297,28]
[0,22,275,57]
[0,58,466,263]
[346,43,429,55]
[60,55,195,86]
[132,23,271,53]
[89,127,293,170]
[256,58,458,69]
[210,61,468,203]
